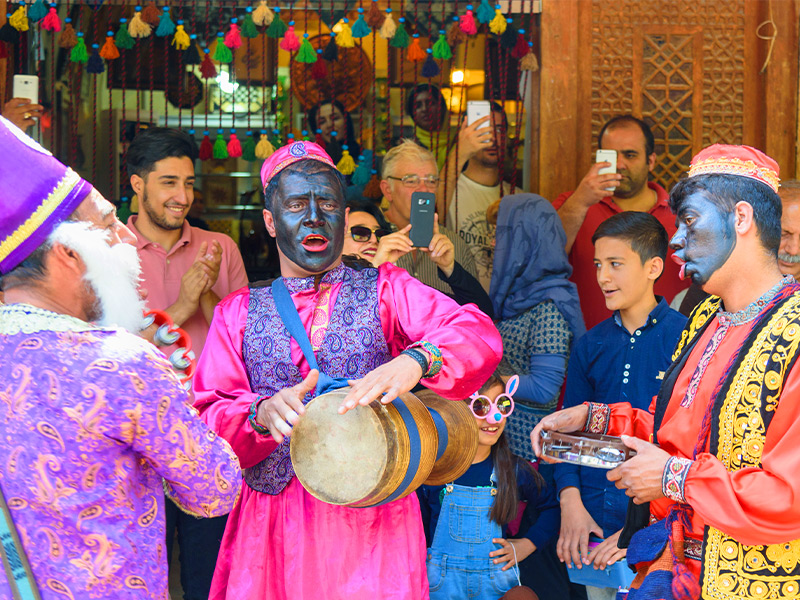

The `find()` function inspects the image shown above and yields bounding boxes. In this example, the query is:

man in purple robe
[0,116,241,600]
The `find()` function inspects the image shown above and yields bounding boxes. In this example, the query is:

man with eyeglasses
[438,102,512,291]
[380,140,482,301]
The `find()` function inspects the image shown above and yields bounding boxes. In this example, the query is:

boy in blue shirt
[553,212,687,600]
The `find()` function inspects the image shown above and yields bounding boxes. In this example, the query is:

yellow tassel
[10,5,29,32]
[129,11,152,38]
[172,24,190,50]
[336,22,355,48]
[255,134,275,160]
[337,149,356,175]
[520,52,539,72]
[489,9,507,35]
[379,13,397,39]
[253,1,275,27]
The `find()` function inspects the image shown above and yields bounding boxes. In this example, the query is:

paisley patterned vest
[241,263,392,495]
[654,286,800,599]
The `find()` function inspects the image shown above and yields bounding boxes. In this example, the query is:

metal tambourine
[539,430,636,469]
[141,309,196,389]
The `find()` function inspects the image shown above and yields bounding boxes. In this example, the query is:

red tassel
[42,7,61,32]
[200,53,217,79]
[280,24,300,51]
[314,133,325,147]
[459,9,477,35]
[199,134,213,160]
[311,58,327,80]
[141,1,161,27]
[227,132,243,158]
[511,33,529,59]
[224,22,242,49]
[0,43,7,59]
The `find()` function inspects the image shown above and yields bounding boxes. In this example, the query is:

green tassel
[242,134,257,161]
[241,13,259,39]
[432,35,452,60]
[266,16,287,38]
[71,37,89,63]
[297,37,317,63]
[214,39,233,63]
[116,23,135,50]
[213,134,229,159]
[390,22,409,48]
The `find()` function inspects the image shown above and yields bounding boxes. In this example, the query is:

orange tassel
[99,34,120,59]
[407,36,426,62]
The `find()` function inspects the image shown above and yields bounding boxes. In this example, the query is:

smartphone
[467,100,491,129]
[409,191,436,248]
[12,74,39,105]
[596,149,617,191]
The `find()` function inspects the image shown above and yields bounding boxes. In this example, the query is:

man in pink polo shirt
[553,116,689,330]
[126,127,248,600]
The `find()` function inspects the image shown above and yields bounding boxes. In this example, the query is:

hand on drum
[340,354,424,414]
[530,404,590,460]
[256,369,319,444]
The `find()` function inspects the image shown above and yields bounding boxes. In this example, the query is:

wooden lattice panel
[590,0,746,190]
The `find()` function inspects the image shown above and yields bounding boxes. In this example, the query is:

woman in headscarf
[489,194,585,462]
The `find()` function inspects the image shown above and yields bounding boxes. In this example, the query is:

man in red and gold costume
[534,145,800,600]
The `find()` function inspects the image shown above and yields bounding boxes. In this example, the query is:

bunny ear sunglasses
[469,375,519,423]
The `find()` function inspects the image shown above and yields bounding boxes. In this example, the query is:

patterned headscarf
[489,193,586,339]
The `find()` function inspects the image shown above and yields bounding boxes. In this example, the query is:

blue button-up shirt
[553,297,686,535]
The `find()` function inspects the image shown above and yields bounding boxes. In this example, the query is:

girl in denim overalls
[418,374,561,600]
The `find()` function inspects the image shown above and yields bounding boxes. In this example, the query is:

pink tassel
[227,132,243,158]
[459,9,477,35]
[280,24,300,51]
[224,20,242,49]
[42,7,61,32]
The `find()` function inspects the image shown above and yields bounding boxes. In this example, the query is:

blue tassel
[421,50,439,78]
[351,10,371,38]
[28,0,48,22]
[87,44,105,73]
[476,0,495,24]
[155,7,176,37]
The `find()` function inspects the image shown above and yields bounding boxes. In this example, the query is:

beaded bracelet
[407,340,443,378]
[248,396,271,436]
[401,348,429,376]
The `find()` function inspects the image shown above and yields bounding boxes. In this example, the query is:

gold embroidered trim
[673,296,722,362]
[0,169,84,263]
[689,156,780,193]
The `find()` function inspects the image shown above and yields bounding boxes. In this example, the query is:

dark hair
[126,127,199,179]
[472,373,544,526]
[489,101,508,130]
[598,115,655,157]
[669,173,782,256]
[263,160,347,212]
[591,212,669,264]
[307,100,361,165]
[346,199,390,230]
[405,84,447,127]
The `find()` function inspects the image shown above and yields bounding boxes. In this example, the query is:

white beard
[50,222,146,332]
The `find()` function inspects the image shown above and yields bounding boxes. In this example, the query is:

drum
[539,430,635,469]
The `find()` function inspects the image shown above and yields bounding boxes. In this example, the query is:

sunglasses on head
[469,375,519,422]
[350,225,390,243]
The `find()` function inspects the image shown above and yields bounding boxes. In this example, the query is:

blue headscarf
[489,194,586,339]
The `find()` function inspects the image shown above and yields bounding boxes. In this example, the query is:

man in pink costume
[193,140,503,599]
[0,116,242,600]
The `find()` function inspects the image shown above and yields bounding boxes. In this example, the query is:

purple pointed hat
[0,116,92,275]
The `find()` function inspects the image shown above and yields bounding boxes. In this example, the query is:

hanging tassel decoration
[379,8,396,39]
[115,18,135,49]
[253,1,275,27]
[70,32,89,63]
[322,33,338,61]
[214,32,233,63]
[366,1,385,29]
[141,1,161,27]
[228,130,243,158]
[242,7,259,38]
[213,131,229,159]
[200,48,217,78]
[280,22,300,51]
[42,4,61,32]
[490,8,507,35]
[0,43,7,59]
[448,16,467,45]
[351,8,371,38]
[297,33,317,63]
[100,31,120,59]
[432,30,452,60]
[87,43,104,73]
[199,132,213,160]
[172,22,190,50]
[242,132,257,161]
[9,5,28,32]
[459,6,478,35]
[476,0,494,25]
[29,0,48,23]
[407,34,426,61]
[520,47,538,71]
[225,18,242,49]
[0,14,21,44]
[352,159,371,187]
[363,171,383,199]
[255,132,275,159]
[336,18,354,48]
[511,30,529,59]
[266,8,287,38]
[155,6,175,37]
[500,20,517,49]
[184,34,201,64]
[311,50,327,78]
[129,8,152,39]
[389,17,409,48]
[421,48,439,78]
[337,146,356,175]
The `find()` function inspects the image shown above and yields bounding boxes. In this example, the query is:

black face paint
[272,168,346,275]
[670,191,736,286]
